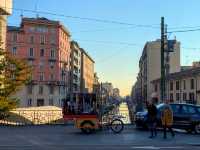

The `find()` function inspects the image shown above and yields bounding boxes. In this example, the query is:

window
[40,49,45,57]
[49,61,55,69]
[27,99,32,107]
[50,28,56,33]
[29,27,35,32]
[176,93,180,101]
[154,84,158,92]
[183,93,187,101]
[13,33,17,42]
[40,35,45,44]
[170,93,173,102]
[49,99,54,106]
[176,81,180,90]
[29,48,34,57]
[50,74,54,81]
[30,36,34,44]
[183,80,186,90]
[182,106,188,114]
[190,79,194,90]
[188,106,196,114]
[27,85,33,94]
[37,99,44,106]
[39,72,44,81]
[189,92,195,101]
[39,86,43,95]
[50,49,56,58]
[50,36,56,44]
[37,26,48,33]
[49,86,54,94]
[12,47,17,55]
[170,82,173,91]
[39,60,44,69]
[171,104,181,114]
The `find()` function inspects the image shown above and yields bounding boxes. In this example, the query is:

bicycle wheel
[110,119,124,133]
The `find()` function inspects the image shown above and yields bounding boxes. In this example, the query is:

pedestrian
[161,100,175,139]
[147,100,158,138]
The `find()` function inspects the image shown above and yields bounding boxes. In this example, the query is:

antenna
[20,10,23,19]
[35,0,39,18]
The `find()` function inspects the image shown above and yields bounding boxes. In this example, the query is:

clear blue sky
[8,0,200,96]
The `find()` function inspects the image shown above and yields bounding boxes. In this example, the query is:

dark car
[135,103,200,134]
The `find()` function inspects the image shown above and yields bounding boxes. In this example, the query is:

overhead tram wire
[3,6,160,29]
[168,28,200,33]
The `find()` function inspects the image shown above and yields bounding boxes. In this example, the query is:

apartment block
[132,39,180,105]
[69,41,82,94]
[80,48,95,93]
[6,17,71,107]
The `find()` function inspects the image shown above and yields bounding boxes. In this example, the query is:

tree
[0,48,32,119]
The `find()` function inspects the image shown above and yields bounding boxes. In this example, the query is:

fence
[0,108,64,125]
[0,110,132,126]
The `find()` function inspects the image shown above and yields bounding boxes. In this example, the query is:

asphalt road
[0,125,200,150]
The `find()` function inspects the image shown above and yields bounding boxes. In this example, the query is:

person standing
[147,100,158,138]
[161,100,175,139]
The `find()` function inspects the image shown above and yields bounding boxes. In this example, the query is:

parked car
[135,103,200,134]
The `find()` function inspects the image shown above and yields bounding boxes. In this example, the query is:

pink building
[7,17,71,107]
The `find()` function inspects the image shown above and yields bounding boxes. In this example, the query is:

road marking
[131,146,183,149]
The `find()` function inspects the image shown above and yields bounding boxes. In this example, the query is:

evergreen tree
[0,47,31,119]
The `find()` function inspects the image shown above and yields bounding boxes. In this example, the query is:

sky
[8,0,200,96]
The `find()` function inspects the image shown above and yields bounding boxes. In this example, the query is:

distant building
[113,88,120,98]
[102,82,113,97]
[69,41,82,94]
[80,48,95,93]
[151,67,200,105]
[7,17,71,107]
[181,66,193,71]
[132,39,180,106]
[193,61,200,68]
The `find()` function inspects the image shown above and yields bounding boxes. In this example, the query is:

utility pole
[160,17,165,102]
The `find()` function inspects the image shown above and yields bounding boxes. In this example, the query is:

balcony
[48,57,57,62]
[27,56,35,60]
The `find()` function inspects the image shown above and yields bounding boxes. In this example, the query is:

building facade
[151,67,200,105]
[80,48,94,93]
[0,0,12,49]
[0,0,12,94]
[113,88,120,98]
[132,39,180,106]
[69,41,82,94]
[7,17,71,107]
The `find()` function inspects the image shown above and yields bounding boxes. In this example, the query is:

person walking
[147,100,158,138]
[161,100,175,139]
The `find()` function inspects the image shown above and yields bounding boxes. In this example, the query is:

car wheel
[80,121,95,134]
[194,123,200,134]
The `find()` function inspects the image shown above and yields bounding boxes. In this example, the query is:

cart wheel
[110,119,124,134]
[81,121,94,134]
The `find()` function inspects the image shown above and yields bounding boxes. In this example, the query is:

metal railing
[0,109,133,126]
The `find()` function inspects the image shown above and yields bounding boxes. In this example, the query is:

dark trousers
[163,125,175,138]
[149,122,157,137]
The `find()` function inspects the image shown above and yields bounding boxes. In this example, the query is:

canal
[118,103,131,124]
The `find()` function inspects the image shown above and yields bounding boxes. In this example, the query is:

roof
[80,48,95,63]
[151,67,200,83]
[22,17,71,36]
[7,26,21,32]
